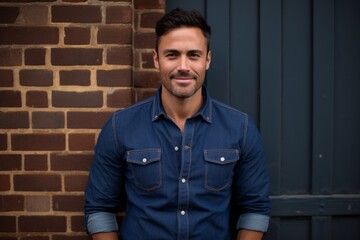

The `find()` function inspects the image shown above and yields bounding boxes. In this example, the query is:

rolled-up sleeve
[86,212,119,234]
[237,213,270,232]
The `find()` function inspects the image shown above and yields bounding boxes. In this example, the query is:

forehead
[157,27,207,51]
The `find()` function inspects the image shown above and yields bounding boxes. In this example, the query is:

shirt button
[220,157,225,162]
[174,146,179,151]
[142,158,147,163]
[180,210,186,215]
[184,145,191,150]
[181,178,186,183]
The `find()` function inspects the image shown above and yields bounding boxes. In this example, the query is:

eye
[165,52,178,59]
[189,52,202,60]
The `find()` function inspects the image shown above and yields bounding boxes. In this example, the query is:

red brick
[0,134,7,150]
[0,27,58,45]
[25,195,50,212]
[20,237,49,240]
[0,69,13,87]
[21,6,49,25]
[64,27,90,45]
[135,88,156,102]
[97,69,132,87]
[0,174,10,191]
[60,70,90,86]
[106,6,132,24]
[97,26,132,44]
[25,48,46,65]
[32,111,64,129]
[0,195,24,212]
[64,175,88,192]
[140,12,164,28]
[69,133,95,151]
[19,216,66,232]
[134,32,156,49]
[71,215,85,232]
[0,111,29,129]
[11,134,65,151]
[0,216,16,232]
[52,91,103,108]
[0,90,21,107]
[24,154,48,171]
[141,51,155,68]
[106,47,132,65]
[53,195,84,212]
[51,48,102,66]
[0,48,21,66]
[20,69,53,86]
[0,7,19,24]
[14,174,61,191]
[0,0,56,2]
[67,111,112,129]
[62,0,88,2]
[0,154,22,171]
[26,91,48,108]
[134,0,165,9]
[52,235,90,240]
[107,89,133,108]
[134,70,160,88]
[52,5,101,23]
[51,153,93,171]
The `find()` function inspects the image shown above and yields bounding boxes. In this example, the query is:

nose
[178,56,190,71]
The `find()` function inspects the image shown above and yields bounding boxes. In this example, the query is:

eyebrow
[162,49,204,55]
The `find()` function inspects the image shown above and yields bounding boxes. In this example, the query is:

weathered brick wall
[0,0,165,239]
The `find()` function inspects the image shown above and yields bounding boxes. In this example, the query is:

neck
[161,88,203,131]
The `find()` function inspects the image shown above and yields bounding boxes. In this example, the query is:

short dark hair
[155,8,211,53]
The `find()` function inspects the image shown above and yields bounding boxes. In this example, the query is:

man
[84,8,270,240]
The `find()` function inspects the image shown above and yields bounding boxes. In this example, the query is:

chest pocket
[204,149,240,191]
[127,149,162,191]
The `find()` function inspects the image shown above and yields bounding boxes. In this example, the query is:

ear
[152,50,159,69]
[206,51,211,70]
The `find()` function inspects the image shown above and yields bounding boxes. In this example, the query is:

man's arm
[92,232,119,240]
[237,229,263,240]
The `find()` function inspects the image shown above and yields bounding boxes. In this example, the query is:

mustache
[170,71,197,79]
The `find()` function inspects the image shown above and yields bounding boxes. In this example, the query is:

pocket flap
[204,149,239,165]
[127,149,161,165]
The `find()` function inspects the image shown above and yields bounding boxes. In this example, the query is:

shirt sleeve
[86,212,119,234]
[84,113,125,234]
[237,213,270,232]
[234,114,271,232]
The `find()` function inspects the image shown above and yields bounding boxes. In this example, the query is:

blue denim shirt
[84,87,270,240]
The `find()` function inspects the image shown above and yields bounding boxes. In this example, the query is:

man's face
[153,27,211,99]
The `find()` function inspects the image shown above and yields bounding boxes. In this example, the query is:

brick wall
[0,0,165,239]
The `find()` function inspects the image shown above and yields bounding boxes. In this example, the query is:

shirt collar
[152,86,212,123]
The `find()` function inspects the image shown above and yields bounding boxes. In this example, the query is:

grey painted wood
[271,195,360,216]
[260,0,282,196]
[312,0,335,195]
[281,0,312,194]
[206,1,231,104]
[229,0,260,123]
[333,0,360,193]
[311,216,332,240]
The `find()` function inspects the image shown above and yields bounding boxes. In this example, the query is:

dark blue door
[167,0,360,239]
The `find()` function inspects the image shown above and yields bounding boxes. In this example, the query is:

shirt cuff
[86,212,119,234]
[237,213,270,232]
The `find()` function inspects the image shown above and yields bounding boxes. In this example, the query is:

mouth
[170,73,197,82]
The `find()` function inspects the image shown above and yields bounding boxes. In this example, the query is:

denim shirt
[84,87,271,240]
